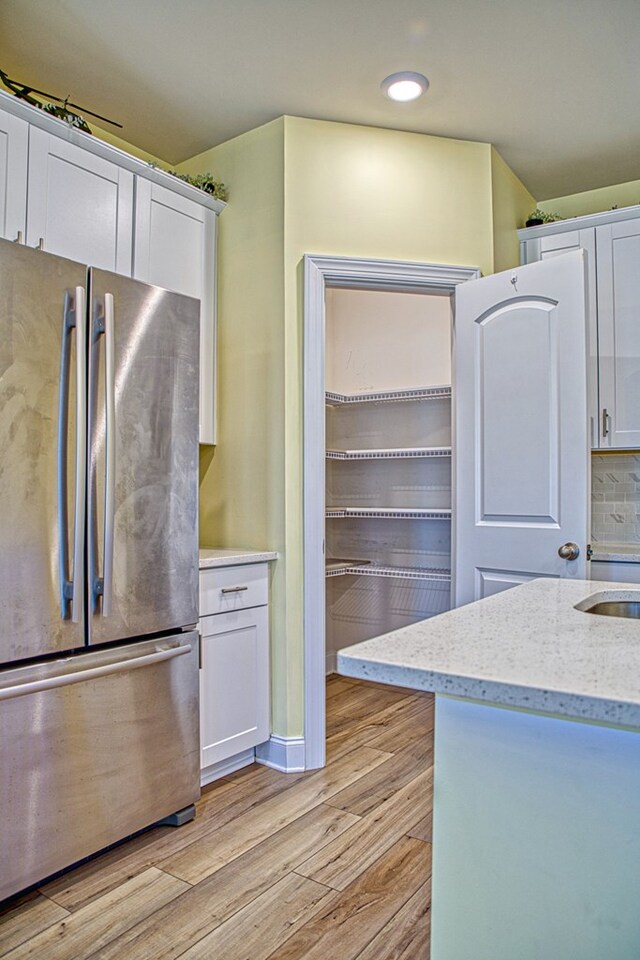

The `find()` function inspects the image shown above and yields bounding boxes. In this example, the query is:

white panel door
[26,126,133,273]
[134,178,216,444]
[0,109,28,241]
[597,219,640,449]
[455,251,589,606]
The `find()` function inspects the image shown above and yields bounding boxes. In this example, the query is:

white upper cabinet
[520,206,640,449]
[0,110,28,242]
[26,126,133,273]
[134,180,217,444]
[596,219,640,449]
[0,90,224,444]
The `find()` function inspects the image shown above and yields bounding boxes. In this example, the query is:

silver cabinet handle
[221,585,249,594]
[57,288,86,623]
[0,642,190,702]
[602,408,610,438]
[558,542,580,561]
[102,292,116,616]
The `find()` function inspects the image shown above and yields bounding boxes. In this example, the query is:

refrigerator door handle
[102,292,116,616]
[0,640,191,702]
[57,286,86,623]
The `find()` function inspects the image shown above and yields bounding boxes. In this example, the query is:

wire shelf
[325,385,451,405]
[325,507,452,520]
[326,446,451,460]
[326,562,451,582]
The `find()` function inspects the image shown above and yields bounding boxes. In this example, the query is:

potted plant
[525,208,562,227]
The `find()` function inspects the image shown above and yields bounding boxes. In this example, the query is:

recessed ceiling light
[381,71,429,102]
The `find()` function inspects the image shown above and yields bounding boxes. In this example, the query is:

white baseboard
[255,735,306,773]
[200,748,256,786]
[325,650,337,675]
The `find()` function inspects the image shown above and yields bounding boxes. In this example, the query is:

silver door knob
[558,542,580,561]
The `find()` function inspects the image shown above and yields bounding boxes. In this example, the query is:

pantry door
[454,250,590,606]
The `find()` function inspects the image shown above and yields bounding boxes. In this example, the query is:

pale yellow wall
[490,147,536,271]
[281,117,498,737]
[539,180,640,220]
[284,117,494,275]
[177,120,296,736]
[179,116,527,740]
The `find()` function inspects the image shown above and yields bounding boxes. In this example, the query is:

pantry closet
[302,255,479,768]
[324,286,454,672]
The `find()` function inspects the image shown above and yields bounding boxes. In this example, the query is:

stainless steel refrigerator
[0,238,200,901]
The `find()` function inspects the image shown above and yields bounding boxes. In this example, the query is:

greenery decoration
[167,170,228,202]
[148,163,228,202]
[525,208,562,225]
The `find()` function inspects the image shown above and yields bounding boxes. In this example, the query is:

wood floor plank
[267,837,430,960]
[326,695,433,762]
[178,873,335,960]
[326,686,417,738]
[356,879,431,960]
[161,747,391,884]
[3,869,189,960]
[337,676,428,698]
[407,812,433,844]
[7,677,436,960]
[326,739,433,817]
[40,763,309,913]
[366,700,434,755]
[88,805,359,960]
[325,676,358,701]
[298,770,433,890]
[0,894,69,957]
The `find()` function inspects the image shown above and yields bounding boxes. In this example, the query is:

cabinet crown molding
[518,203,640,239]
[0,89,225,215]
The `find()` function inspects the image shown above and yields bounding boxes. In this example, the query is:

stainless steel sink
[583,601,640,619]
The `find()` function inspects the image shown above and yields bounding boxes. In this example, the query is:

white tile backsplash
[591,454,640,543]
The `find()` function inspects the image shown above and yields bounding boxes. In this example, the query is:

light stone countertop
[337,578,640,729]
[590,544,640,563]
[199,548,278,569]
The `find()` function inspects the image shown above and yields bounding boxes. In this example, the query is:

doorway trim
[303,255,480,769]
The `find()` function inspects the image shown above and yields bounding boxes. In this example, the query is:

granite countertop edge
[199,548,278,569]
[337,578,640,729]
[591,545,640,563]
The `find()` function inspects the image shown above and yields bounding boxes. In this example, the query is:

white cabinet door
[134,179,217,444]
[0,110,28,242]
[522,228,599,446]
[596,219,640,449]
[455,251,590,605]
[199,605,270,769]
[26,126,133,272]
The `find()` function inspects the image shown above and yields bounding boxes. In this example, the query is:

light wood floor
[0,676,434,960]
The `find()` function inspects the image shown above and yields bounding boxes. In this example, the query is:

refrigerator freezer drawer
[0,632,200,901]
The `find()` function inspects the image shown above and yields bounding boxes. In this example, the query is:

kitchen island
[337,578,640,960]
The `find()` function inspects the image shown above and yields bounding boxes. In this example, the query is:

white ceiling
[2,0,640,199]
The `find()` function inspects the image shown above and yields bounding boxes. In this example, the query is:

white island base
[337,579,640,959]
[432,696,640,959]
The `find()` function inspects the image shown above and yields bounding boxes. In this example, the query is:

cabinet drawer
[199,562,268,616]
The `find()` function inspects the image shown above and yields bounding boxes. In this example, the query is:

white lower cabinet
[199,563,270,781]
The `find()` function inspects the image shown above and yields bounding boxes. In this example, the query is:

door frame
[303,254,480,769]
